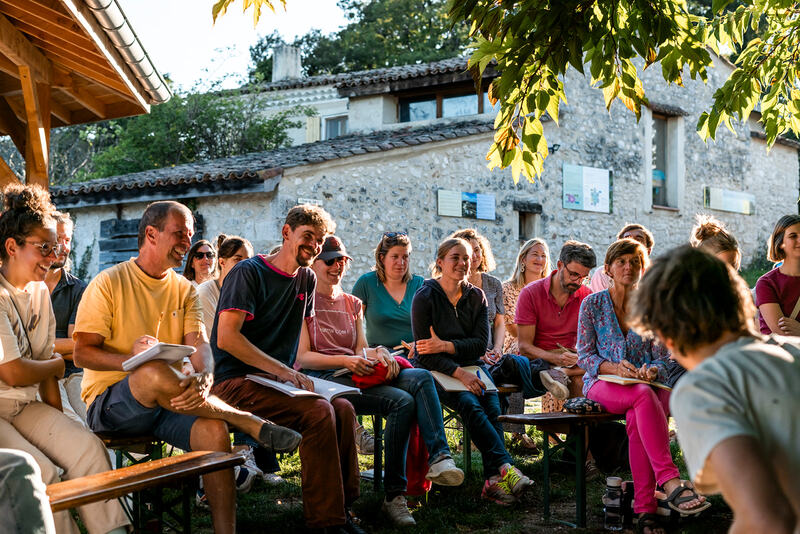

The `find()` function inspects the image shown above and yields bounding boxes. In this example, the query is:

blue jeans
[438,369,513,478]
[326,368,451,495]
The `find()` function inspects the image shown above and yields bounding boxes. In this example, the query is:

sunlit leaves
[211,0,286,26]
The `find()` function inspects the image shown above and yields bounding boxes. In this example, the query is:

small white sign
[297,197,323,206]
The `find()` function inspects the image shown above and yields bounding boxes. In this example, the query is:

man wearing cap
[210,205,364,534]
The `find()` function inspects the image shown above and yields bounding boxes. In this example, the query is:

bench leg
[182,481,192,534]
[373,415,383,492]
[575,427,586,528]
[463,424,471,478]
[543,431,551,521]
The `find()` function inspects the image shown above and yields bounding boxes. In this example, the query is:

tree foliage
[248,0,470,81]
[211,0,286,26]
[450,0,800,182]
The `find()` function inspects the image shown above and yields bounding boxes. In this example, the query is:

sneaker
[355,424,375,455]
[195,487,209,509]
[539,368,570,400]
[585,459,602,482]
[382,495,416,526]
[499,463,534,497]
[234,464,257,493]
[425,457,464,486]
[262,472,285,485]
[241,446,264,478]
[481,477,518,506]
[257,421,302,453]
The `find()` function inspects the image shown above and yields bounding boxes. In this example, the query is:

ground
[187,409,733,534]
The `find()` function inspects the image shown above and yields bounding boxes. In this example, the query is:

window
[399,89,493,123]
[644,107,684,211]
[513,200,543,241]
[325,116,348,140]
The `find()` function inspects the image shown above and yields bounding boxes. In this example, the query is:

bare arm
[759,303,784,335]
[0,357,64,387]
[216,309,313,390]
[709,435,797,534]
[73,332,130,371]
[506,322,518,340]
[39,376,62,411]
[53,325,75,359]
[184,330,213,374]
[491,314,505,353]
[517,324,575,365]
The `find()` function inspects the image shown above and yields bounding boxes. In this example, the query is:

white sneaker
[539,368,570,400]
[425,457,465,486]
[382,495,416,526]
[241,447,264,478]
[355,424,375,455]
[262,472,285,485]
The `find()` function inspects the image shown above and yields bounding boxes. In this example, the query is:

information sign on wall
[437,190,496,220]
[703,187,754,215]
[562,163,612,213]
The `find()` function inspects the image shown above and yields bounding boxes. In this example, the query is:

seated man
[0,449,55,534]
[211,205,363,534]
[73,201,299,534]
[630,245,799,534]
[516,240,597,401]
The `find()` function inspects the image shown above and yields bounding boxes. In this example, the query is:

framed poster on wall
[562,163,612,213]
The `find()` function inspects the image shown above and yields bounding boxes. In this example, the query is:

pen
[476,369,485,396]
[154,311,164,340]
[362,347,368,360]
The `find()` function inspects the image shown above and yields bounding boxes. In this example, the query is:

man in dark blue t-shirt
[211,205,362,534]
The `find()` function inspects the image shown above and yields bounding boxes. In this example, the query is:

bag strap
[8,295,33,359]
[790,294,800,320]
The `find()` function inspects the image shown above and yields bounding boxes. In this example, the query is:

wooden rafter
[0,95,25,154]
[14,18,107,65]
[0,155,19,186]
[0,14,50,82]
[52,68,105,119]
[0,2,96,50]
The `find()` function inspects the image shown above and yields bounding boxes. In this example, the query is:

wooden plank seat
[47,451,244,513]
[498,412,624,528]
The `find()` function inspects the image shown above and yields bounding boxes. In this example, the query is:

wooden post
[19,65,49,188]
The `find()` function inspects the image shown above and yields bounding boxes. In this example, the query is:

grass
[187,418,733,534]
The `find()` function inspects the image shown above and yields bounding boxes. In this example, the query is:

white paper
[437,189,462,217]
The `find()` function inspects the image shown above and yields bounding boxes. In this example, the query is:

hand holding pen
[454,367,486,396]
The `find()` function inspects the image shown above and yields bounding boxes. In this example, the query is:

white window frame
[641,106,685,212]
[324,115,348,140]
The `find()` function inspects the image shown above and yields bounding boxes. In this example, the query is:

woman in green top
[352,232,424,350]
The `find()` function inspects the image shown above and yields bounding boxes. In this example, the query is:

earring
[520,264,525,273]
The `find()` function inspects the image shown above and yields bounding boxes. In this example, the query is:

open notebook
[598,374,672,391]
[245,374,361,402]
[431,366,498,393]
[122,343,194,372]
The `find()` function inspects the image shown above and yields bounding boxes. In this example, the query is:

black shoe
[344,513,367,534]
[257,422,302,453]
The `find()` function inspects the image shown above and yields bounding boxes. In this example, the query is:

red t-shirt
[306,291,362,355]
[514,270,591,351]
[755,267,800,334]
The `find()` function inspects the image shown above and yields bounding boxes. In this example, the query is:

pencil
[155,311,164,339]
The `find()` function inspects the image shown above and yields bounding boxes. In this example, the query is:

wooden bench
[498,412,624,528]
[48,450,244,533]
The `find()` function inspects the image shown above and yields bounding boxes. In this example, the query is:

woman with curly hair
[0,184,128,534]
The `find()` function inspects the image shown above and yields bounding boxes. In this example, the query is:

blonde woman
[500,238,551,449]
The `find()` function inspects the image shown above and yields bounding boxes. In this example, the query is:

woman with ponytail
[0,184,128,534]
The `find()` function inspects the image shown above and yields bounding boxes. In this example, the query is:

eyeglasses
[323,257,347,266]
[564,265,589,282]
[383,231,408,239]
[25,241,65,257]
[194,251,216,260]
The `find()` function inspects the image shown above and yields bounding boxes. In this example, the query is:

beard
[296,246,316,267]
[559,271,581,294]
[50,260,66,270]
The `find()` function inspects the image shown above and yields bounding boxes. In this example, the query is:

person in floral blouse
[577,238,710,534]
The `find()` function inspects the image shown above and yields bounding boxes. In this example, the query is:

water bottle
[603,476,623,531]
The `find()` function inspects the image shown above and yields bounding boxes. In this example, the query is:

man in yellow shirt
[73,201,300,534]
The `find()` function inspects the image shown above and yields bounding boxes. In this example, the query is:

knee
[190,418,231,451]
[303,398,337,428]
[631,384,658,403]
[331,398,356,420]
[130,360,175,391]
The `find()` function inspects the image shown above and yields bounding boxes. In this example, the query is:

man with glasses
[515,240,597,400]
[43,212,88,426]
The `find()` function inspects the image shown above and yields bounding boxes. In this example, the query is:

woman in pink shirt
[756,215,800,335]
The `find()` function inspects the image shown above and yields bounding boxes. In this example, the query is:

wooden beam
[13,18,107,65]
[45,52,132,101]
[19,65,48,186]
[0,52,18,78]
[0,14,50,83]
[49,94,70,123]
[0,2,96,50]
[0,155,19,187]
[56,0,149,112]
[52,69,105,119]
[0,96,26,154]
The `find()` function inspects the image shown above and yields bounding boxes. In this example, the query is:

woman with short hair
[412,237,533,505]
[0,184,128,534]
[182,239,217,286]
[577,238,709,533]
[756,214,800,335]
[589,223,654,292]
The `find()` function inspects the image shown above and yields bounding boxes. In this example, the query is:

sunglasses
[25,240,66,257]
[323,257,348,266]
[383,231,408,239]
[194,251,216,260]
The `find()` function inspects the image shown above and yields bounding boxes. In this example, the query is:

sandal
[511,432,539,452]
[662,481,711,516]
[636,512,665,534]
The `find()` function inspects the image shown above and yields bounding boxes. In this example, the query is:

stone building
[51,53,799,286]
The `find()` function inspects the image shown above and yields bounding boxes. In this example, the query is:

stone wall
[66,55,798,284]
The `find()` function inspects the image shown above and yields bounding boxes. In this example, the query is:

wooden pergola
[0,0,168,189]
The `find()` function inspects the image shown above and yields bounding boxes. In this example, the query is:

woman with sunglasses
[182,239,217,286]
[352,231,424,352]
[412,237,533,506]
[296,236,464,526]
[0,184,128,534]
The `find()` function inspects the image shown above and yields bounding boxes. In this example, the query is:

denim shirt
[576,290,669,396]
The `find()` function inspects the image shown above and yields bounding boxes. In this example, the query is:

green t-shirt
[351,271,424,348]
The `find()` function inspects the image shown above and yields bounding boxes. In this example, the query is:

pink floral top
[576,290,669,396]
[501,281,522,354]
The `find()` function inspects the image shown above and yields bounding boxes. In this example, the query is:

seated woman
[411,237,533,506]
[0,184,128,534]
[182,239,217,287]
[577,238,710,533]
[756,214,800,336]
[296,236,464,527]
[198,234,254,336]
